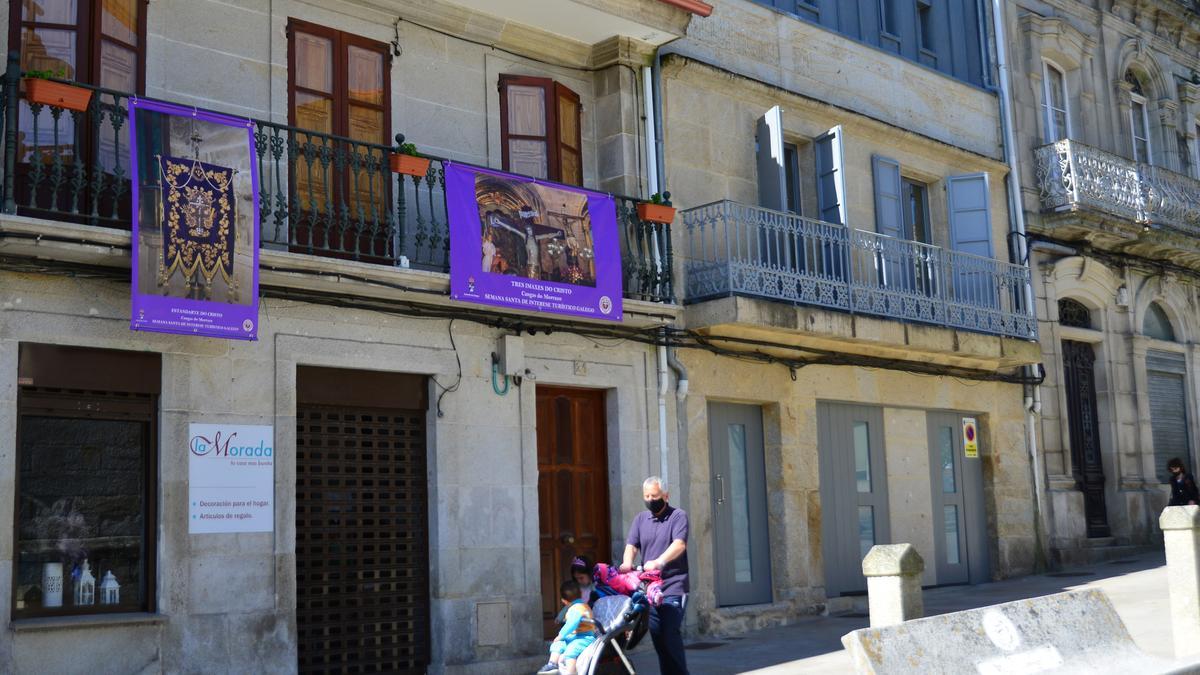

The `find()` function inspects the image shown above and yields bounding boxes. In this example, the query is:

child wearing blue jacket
[537,580,597,675]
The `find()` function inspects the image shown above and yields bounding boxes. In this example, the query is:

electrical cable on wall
[0,255,1046,386]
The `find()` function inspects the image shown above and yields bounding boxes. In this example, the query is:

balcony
[0,76,673,311]
[681,201,1039,369]
[1034,139,1200,267]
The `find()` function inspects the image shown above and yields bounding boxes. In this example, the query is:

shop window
[13,344,159,619]
[499,75,583,186]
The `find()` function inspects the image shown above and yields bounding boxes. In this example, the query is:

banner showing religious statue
[447,163,623,321]
[129,99,260,340]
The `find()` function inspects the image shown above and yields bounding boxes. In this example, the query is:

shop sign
[188,423,274,533]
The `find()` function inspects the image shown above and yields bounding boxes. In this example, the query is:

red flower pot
[637,203,676,224]
[25,79,93,112]
[391,154,431,177]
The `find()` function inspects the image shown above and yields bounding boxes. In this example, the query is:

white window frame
[1129,91,1152,164]
[1040,60,1071,142]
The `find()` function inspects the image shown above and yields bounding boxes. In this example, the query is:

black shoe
[536,661,559,674]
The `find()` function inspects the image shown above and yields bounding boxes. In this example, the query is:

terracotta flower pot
[25,78,93,112]
[637,202,676,224]
[391,153,431,178]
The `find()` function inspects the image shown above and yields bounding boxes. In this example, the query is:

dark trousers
[649,595,688,675]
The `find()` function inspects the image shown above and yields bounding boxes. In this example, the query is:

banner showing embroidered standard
[448,164,623,321]
[129,100,260,340]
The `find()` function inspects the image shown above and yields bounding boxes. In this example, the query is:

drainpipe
[991,0,1048,569]
[644,64,671,486]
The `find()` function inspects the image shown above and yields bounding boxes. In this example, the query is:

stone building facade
[659,0,1042,633]
[0,0,1059,672]
[0,0,696,672]
[1008,0,1200,564]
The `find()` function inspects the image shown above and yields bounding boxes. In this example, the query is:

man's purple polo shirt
[626,505,689,597]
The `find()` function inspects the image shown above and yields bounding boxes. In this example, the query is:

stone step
[1054,544,1157,568]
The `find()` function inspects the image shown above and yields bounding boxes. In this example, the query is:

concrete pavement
[629,550,1172,674]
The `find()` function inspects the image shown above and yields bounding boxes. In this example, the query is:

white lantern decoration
[74,558,95,606]
[100,570,120,605]
[42,562,63,608]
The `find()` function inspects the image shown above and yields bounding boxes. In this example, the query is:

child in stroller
[538,563,660,675]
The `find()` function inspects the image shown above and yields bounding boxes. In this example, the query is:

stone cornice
[590,36,657,70]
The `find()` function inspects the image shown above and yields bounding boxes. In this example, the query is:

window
[1058,298,1092,329]
[1041,61,1070,143]
[902,179,930,243]
[13,344,159,619]
[11,0,146,93]
[287,20,391,243]
[11,0,147,214]
[783,142,802,215]
[1144,302,1176,341]
[916,0,934,52]
[499,75,583,186]
[1126,71,1152,164]
[879,0,898,37]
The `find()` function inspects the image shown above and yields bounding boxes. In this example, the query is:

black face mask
[645,498,666,514]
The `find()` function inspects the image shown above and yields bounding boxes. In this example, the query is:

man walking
[621,476,689,675]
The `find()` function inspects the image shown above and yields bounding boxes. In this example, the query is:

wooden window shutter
[500,75,555,180]
[554,82,583,186]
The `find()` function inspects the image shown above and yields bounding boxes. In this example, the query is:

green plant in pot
[391,134,432,178]
[24,68,93,112]
[638,191,676,224]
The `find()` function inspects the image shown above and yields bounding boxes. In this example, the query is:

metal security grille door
[818,403,889,596]
[708,403,773,607]
[927,413,988,585]
[1148,351,1190,483]
[295,375,430,674]
[1061,340,1110,538]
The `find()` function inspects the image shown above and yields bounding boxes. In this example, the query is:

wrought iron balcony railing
[0,60,673,305]
[682,200,1037,340]
[1034,139,1200,234]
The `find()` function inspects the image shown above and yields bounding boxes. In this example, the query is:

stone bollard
[1160,505,1200,658]
[862,543,924,627]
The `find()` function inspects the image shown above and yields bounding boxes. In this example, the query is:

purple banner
[447,163,623,321]
[129,99,260,340]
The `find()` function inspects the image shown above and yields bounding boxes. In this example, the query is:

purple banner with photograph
[447,163,623,321]
[129,99,260,340]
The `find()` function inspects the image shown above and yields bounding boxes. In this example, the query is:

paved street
[629,550,1171,674]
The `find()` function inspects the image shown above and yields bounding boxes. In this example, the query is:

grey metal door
[927,412,988,585]
[1148,351,1190,483]
[818,403,889,596]
[709,403,773,606]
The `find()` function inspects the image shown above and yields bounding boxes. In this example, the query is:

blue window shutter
[948,173,996,308]
[872,155,903,239]
[947,173,993,258]
[815,126,846,225]
[756,106,786,211]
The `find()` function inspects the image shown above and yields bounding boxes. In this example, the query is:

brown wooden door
[1062,340,1110,538]
[536,386,610,639]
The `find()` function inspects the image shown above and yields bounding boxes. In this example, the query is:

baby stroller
[574,589,651,675]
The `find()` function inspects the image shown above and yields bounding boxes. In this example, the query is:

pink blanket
[593,563,665,606]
